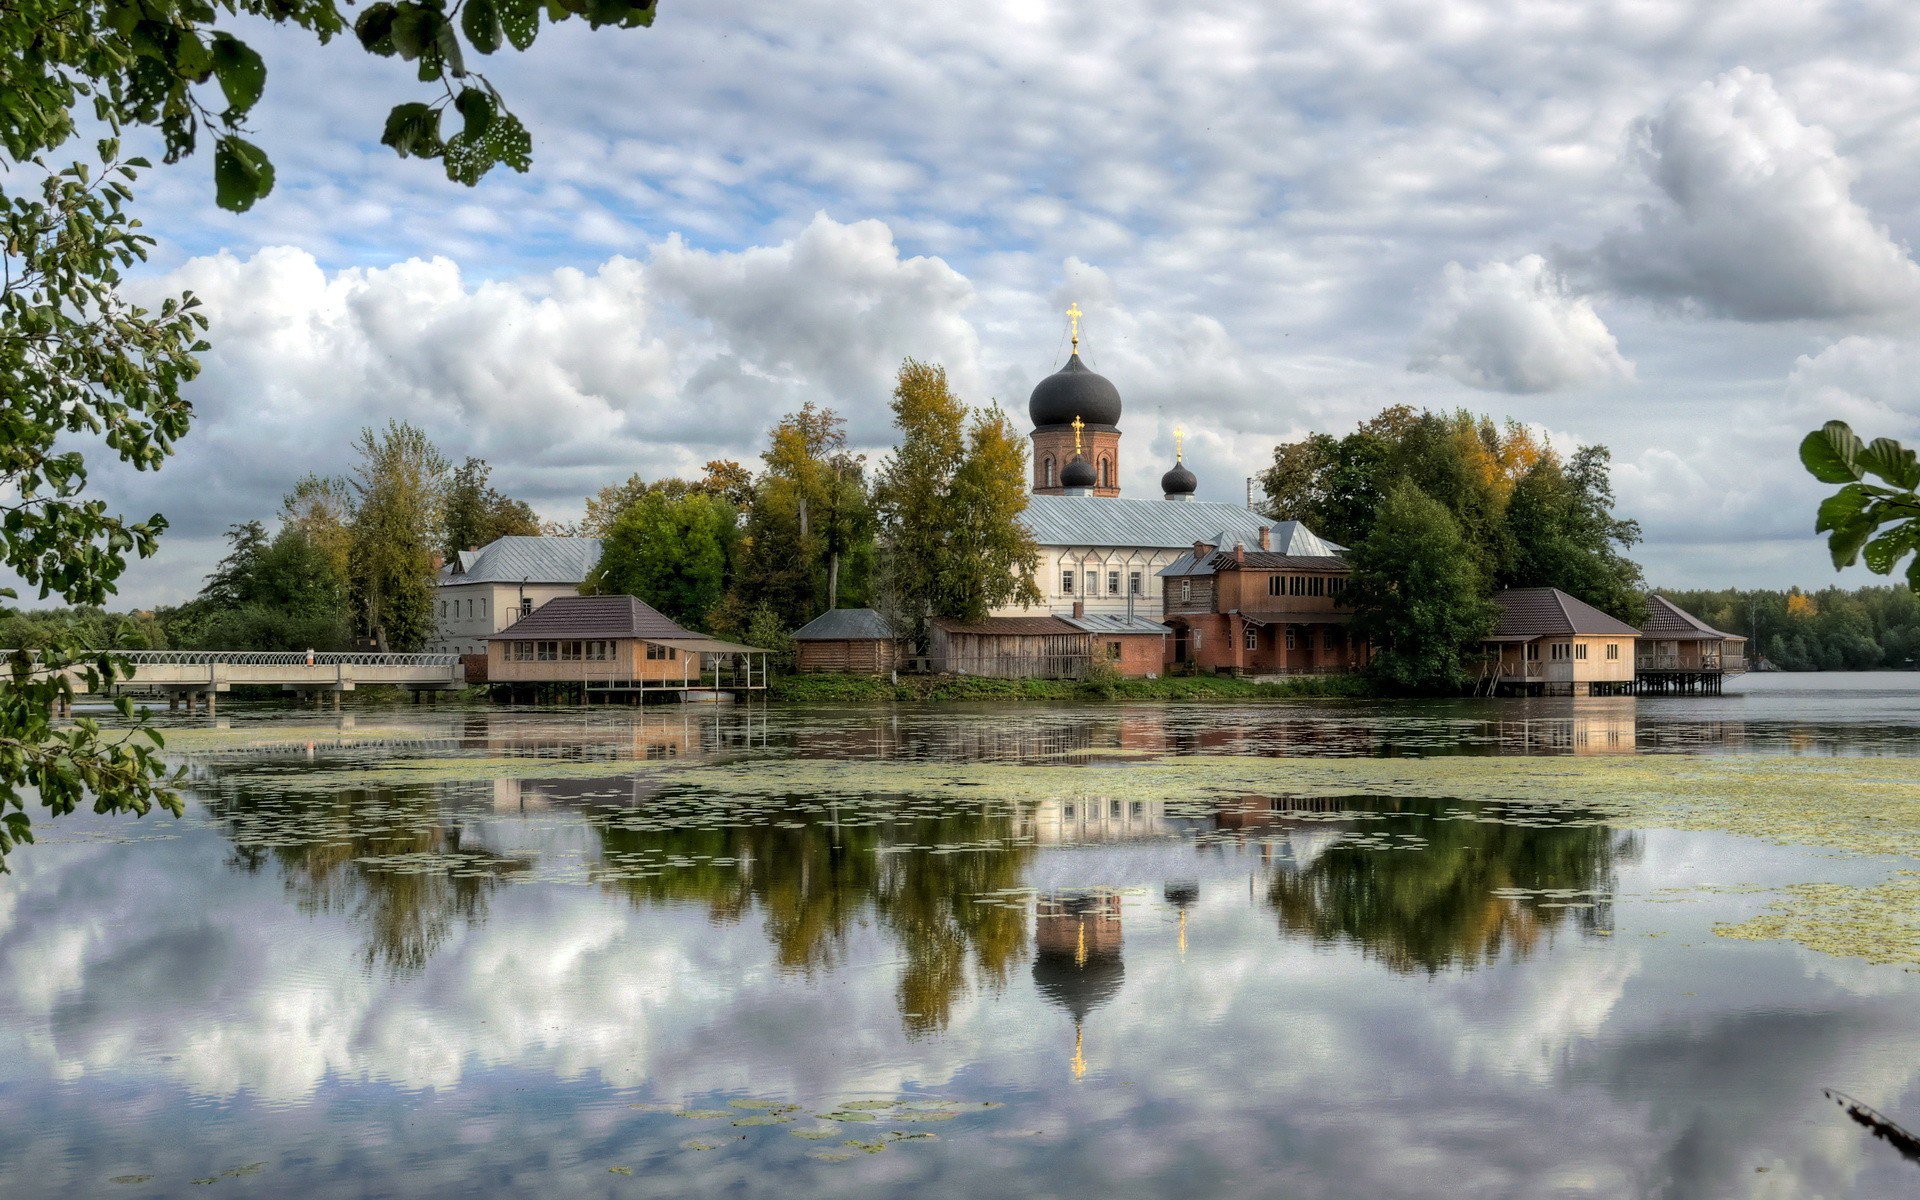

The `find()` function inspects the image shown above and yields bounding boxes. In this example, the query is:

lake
[3,674,1920,1198]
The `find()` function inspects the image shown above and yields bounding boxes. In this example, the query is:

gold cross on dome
[1067,302,1082,352]
[1072,414,1084,455]
[1175,424,1185,463]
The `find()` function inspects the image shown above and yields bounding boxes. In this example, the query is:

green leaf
[210,34,267,114]
[213,137,276,212]
[463,0,503,53]
[1862,521,1920,575]
[1801,421,1866,484]
[500,0,541,49]
[356,3,399,53]
[1815,483,1871,534]
[390,4,439,59]
[381,102,443,158]
[1826,514,1874,569]
[1858,437,1920,491]
[456,89,495,141]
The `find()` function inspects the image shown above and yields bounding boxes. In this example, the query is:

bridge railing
[4,649,461,668]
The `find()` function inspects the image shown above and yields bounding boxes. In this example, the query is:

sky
[62,0,1920,606]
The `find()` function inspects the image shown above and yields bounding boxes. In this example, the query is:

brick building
[1157,527,1368,675]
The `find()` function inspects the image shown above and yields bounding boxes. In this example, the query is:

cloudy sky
[74,0,1920,604]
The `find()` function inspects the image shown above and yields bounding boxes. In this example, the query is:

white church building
[994,320,1287,620]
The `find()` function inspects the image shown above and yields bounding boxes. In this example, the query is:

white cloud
[1597,68,1920,321]
[1410,256,1634,393]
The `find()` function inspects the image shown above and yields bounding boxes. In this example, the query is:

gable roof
[1019,496,1342,552]
[440,536,602,586]
[1491,588,1640,639]
[1641,594,1746,641]
[792,608,899,641]
[1158,547,1349,578]
[488,594,692,641]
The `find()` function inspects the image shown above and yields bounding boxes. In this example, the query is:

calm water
[4,675,1920,1198]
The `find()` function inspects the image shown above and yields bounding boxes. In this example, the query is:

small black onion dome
[1033,950,1126,1024]
[1161,459,1197,496]
[1062,454,1097,489]
[1029,353,1123,429]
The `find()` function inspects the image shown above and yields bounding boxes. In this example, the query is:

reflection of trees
[1265,798,1636,973]
[594,801,1032,1034]
[211,786,528,975]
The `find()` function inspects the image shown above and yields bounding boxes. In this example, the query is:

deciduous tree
[348,422,449,652]
[1347,481,1498,691]
[442,457,540,557]
[588,490,737,627]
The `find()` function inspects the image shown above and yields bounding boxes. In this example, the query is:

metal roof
[1491,588,1640,639]
[488,595,691,640]
[1019,496,1341,552]
[792,608,899,641]
[1641,595,1745,641]
[439,536,602,586]
[933,616,1084,637]
[1061,613,1172,635]
[1160,549,1350,577]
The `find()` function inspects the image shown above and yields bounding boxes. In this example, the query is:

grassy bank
[766,671,1376,704]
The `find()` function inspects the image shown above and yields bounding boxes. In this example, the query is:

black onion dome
[1029,353,1123,429]
[1161,460,1197,496]
[1032,951,1126,1024]
[1062,454,1097,489]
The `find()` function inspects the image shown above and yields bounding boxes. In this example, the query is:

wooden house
[791,608,905,674]
[1157,529,1368,676]
[930,616,1090,679]
[485,594,768,701]
[1483,588,1638,696]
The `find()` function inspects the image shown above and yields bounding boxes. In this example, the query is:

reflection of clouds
[1,808,1919,1197]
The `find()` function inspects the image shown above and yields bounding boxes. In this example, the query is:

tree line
[0,361,1042,658]
[1260,406,1646,690]
[1659,586,1920,672]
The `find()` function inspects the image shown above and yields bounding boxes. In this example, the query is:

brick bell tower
[1030,304,1122,498]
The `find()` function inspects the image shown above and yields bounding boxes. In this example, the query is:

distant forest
[1661,586,1920,671]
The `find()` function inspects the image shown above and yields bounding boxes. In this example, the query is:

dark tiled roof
[1491,588,1640,639]
[792,608,899,641]
[1641,595,1744,640]
[933,616,1084,637]
[488,595,692,640]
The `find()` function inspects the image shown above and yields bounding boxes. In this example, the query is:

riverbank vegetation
[1660,585,1920,670]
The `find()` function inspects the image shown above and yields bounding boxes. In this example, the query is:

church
[994,309,1314,621]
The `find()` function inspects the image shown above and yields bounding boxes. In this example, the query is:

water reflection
[7,695,1920,1198]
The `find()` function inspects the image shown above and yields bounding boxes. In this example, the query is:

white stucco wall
[430,582,582,655]
[992,545,1186,618]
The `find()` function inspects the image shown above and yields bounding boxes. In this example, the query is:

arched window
[1099,457,1111,489]
[1044,456,1055,488]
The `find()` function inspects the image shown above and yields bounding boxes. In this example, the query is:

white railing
[5,648,459,668]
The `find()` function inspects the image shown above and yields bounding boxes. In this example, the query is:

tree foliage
[1261,406,1644,686]
[728,404,874,631]
[1660,584,1920,672]
[2,0,660,213]
[587,489,737,627]
[872,360,1040,649]
[442,456,540,557]
[347,421,448,651]
[574,461,751,537]
[1802,421,1920,587]
[1347,481,1499,692]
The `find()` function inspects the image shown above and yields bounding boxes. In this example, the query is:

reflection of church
[1033,893,1126,1080]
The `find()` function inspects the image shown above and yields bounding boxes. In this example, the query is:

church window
[1062,570,1075,595]
[1099,457,1111,489]
[1044,457,1056,488]
[1107,571,1120,595]
[1129,571,1142,595]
